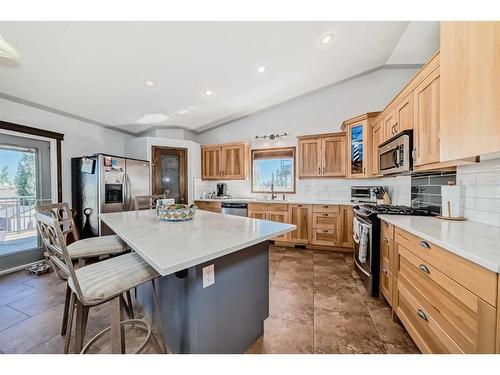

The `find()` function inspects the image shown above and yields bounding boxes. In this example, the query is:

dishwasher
[221,202,248,217]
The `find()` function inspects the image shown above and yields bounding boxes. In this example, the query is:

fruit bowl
[157,204,196,222]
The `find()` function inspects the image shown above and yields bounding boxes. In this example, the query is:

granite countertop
[194,198,354,205]
[100,209,295,276]
[378,214,500,273]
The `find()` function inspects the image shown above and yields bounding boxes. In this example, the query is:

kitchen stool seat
[66,234,127,259]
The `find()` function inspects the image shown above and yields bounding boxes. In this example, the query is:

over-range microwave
[378,130,413,175]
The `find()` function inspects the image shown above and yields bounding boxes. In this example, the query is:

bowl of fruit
[157,203,197,222]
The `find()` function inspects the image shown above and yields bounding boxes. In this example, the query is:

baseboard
[0,260,44,276]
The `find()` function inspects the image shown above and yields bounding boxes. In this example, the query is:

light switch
[202,264,215,288]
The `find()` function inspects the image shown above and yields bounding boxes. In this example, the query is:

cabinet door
[372,123,383,176]
[248,209,267,220]
[383,111,397,141]
[287,204,312,244]
[338,205,354,248]
[347,122,370,178]
[268,210,288,241]
[414,67,440,166]
[298,138,321,177]
[395,93,414,134]
[201,147,221,180]
[321,136,346,177]
[221,144,246,179]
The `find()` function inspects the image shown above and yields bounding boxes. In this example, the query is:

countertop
[100,209,295,276]
[194,198,354,205]
[378,214,500,273]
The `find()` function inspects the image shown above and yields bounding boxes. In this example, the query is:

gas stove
[354,204,436,218]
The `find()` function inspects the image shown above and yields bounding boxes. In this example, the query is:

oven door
[353,215,374,294]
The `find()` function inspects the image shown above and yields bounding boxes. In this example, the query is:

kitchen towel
[358,225,369,264]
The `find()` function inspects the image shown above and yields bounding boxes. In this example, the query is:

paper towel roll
[441,185,462,218]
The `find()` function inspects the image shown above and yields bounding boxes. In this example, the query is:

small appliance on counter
[438,182,465,221]
[351,186,385,204]
[352,203,436,296]
[216,182,230,199]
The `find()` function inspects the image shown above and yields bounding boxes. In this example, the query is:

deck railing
[0,196,52,240]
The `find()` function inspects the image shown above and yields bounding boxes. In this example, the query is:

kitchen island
[99,209,295,353]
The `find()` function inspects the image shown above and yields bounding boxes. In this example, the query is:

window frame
[250,146,296,194]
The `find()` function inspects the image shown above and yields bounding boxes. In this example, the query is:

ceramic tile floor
[0,245,418,354]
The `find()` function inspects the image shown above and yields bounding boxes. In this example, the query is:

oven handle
[392,147,399,167]
[353,254,371,277]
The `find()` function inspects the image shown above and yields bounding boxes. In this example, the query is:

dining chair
[134,194,171,210]
[35,202,130,335]
[35,212,161,354]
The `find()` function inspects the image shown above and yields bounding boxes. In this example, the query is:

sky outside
[0,149,24,182]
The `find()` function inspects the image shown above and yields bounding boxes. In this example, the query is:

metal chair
[35,202,130,335]
[35,212,160,353]
[134,194,171,210]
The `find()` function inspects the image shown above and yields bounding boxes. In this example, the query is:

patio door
[0,133,53,272]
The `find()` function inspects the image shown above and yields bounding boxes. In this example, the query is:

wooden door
[383,111,397,141]
[247,209,267,220]
[338,205,353,248]
[221,143,246,179]
[321,136,346,177]
[372,123,383,176]
[268,210,288,241]
[298,138,321,177]
[201,147,221,180]
[152,146,188,204]
[287,204,312,244]
[414,66,440,166]
[395,93,414,134]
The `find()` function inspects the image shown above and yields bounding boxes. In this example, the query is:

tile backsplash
[457,157,500,226]
[411,171,457,215]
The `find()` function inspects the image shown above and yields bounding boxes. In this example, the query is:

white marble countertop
[194,198,354,205]
[100,209,295,276]
[378,214,500,273]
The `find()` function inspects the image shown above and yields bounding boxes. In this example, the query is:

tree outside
[0,166,10,186]
[14,152,36,197]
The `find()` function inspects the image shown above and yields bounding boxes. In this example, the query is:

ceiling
[0,21,435,135]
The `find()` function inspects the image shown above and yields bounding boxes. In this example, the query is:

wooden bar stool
[35,202,130,335]
[35,212,160,354]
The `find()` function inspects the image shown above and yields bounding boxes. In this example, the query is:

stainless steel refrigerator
[71,154,150,237]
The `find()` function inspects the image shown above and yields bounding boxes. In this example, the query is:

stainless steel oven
[378,129,413,175]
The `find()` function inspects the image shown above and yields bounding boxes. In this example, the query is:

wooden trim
[201,141,249,149]
[151,146,188,204]
[0,120,64,203]
[296,131,346,140]
[250,146,296,194]
[413,157,478,173]
[341,112,380,130]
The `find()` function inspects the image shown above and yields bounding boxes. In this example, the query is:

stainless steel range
[352,204,436,296]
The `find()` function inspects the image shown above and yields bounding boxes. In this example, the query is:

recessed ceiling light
[257,65,267,73]
[144,80,155,87]
[204,89,214,97]
[137,114,168,124]
[319,33,334,46]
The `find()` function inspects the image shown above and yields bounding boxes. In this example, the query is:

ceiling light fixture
[318,33,334,47]
[257,65,267,73]
[144,80,155,87]
[204,89,214,97]
[0,36,19,59]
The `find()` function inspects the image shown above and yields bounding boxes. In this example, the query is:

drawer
[394,227,497,306]
[396,282,463,354]
[313,204,340,213]
[398,245,497,353]
[381,220,394,241]
[312,212,339,230]
[247,202,288,211]
[194,200,221,212]
[380,259,393,306]
[311,228,339,247]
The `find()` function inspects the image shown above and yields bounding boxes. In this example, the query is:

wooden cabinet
[201,142,248,180]
[371,123,383,176]
[194,200,221,213]
[297,133,346,178]
[338,205,354,248]
[248,202,288,241]
[380,220,396,307]
[287,204,312,244]
[382,110,397,142]
[311,205,340,246]
[395,93,413,134]
[413,65,441,166]
[440,21,500,161]
[342,113,379,178]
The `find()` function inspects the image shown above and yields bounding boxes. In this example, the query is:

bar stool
[134,194,171,210]
[35,212,161,354]
[35,202,130,335]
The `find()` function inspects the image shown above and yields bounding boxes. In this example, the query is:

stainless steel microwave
[378,130,413,175]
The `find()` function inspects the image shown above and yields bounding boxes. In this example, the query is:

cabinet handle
[417,309,428,322]
[322,205,329,208]
[322,214,329,217]
[382,268,388,275]
[383,222,389,227]
[318,166,321,174]
[419,240,431,249]
[383,238,389,244]
[419,264,430,274]
[322,230,329,233]
[322,166,325,174]
[297,205,303,208]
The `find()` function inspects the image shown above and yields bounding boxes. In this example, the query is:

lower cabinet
[248,203,288,241]
[194,200,221,213]
[287,204,312,244]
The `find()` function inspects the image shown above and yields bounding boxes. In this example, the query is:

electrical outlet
[202,264,215,288]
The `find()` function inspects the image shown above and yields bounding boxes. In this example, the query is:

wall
[124,136,201,204]
[411,171,457,215]
[143,128,197,141]
[0,98,130,204]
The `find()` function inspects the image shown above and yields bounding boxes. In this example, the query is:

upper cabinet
[440,21,500,161]
[342,113,379,178]
[372,122,384,176]
[297,133,346,178]
[201,142,249,180]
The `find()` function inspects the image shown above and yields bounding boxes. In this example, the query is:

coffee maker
[216,183,228,198]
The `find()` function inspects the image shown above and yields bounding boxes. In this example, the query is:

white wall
[143,128,197,141]
[124,136,201,204]
[0,98,130,204]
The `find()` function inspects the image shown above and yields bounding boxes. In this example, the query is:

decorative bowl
[157,204,196,222]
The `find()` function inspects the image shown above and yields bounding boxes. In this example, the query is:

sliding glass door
[0,132,53,272]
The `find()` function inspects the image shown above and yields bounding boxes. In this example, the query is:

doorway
[151,146,188,204]
[0,133,54,271]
